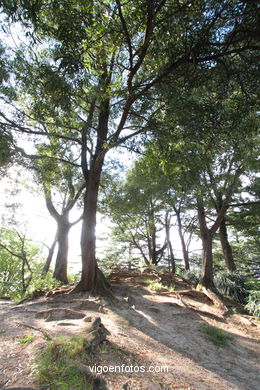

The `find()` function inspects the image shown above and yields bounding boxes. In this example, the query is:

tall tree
[1,0,259,292]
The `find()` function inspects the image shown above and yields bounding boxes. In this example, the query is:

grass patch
[35,336,93,390]
[17,334,35,344]
[148,281,165,291]
[145,280,175,292]
[200,325,233,347]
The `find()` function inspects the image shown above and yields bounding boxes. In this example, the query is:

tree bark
[41,234,58,277]
[197,198,215,288]
[200,232,215,288]
[175,208,190,271]
[53,216,70,284]
[165,213,176,273]
[219,217,236,272]
[75,161,110,293]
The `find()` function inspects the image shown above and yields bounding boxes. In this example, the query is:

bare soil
[0,270,259,390]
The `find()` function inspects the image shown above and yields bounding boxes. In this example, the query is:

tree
[104,161,169,268]
[1,0,259,292]
[148,81,258,287]
[35,146,84,284]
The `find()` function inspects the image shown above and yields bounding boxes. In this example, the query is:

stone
[35,308,85,321]
[84,317,110,352]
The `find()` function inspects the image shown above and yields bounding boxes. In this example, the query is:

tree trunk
[165,214,176,273]
[219,218,236,272]
[53,217,70,284]
[41,234,58,277]
[200,232,215,288]
[75,163,110,293]
[197,198,215,288]
[175,210,190,271]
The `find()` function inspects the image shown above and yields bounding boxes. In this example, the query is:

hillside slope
[0,270,259,390]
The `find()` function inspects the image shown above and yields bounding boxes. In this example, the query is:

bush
[183,269,200,287]
[214,270,247,303]
[245,290,260,317]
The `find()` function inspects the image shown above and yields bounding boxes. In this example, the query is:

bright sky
[0,160,202,275]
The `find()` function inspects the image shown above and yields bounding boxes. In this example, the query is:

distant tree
[104,162,169,268]
[35,145,84,284]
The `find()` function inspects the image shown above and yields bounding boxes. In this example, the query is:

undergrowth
[245,290,260,317]
[17,334,35,344]
[214,271,247,303]
[144,280,175,292]
[35,336,92,390]
[200,325,233,347]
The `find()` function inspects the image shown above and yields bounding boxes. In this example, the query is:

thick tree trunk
[197,199,215,288]
[219,218,236,272]
[53,217,70,284]
[200,232,215,288]
[75,164,110,293]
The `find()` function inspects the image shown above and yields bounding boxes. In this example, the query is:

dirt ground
[0,271,259,390]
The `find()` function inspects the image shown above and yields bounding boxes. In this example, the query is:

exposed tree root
[69,268,112,297]
[196,284,229,314]
[16,322,52,340]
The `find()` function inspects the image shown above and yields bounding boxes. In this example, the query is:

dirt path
[0,278,259,390]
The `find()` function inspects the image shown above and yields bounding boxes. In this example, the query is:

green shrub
[147,281,165,291]
[200,325,233,347]
[184,269,200,286]
[245,290,260,317]
[17,334,35,344]
[214,271,247,303]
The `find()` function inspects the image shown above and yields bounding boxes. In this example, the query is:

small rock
[121,381,141,390]
[84,316,93,322]
[84,317,110,352]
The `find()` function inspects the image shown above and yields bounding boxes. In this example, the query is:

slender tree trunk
[165,214,175,273]
[219,218,236,272]
[175,210,190,271]
[53,217,70,284]
[41,234,58,277]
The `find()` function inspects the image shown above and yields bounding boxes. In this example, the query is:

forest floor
[0,269,259,390]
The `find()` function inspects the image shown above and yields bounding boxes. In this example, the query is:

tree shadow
[1,288,259,390]
[105,282,259,390]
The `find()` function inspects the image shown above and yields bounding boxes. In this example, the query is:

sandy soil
[0,272,259,390]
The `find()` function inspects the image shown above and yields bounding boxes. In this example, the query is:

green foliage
[147,281,165,292]
[183,269,200,287]
[0,228,61,300]
[214,271,247,303]
[36,336,92,390]
[0,228,40,299]
[245,291,260,317]
[200,325,233,347]
[25,271,61,298]
[0,132,14,171]
[145,280,175,292]
[17,334,35,344]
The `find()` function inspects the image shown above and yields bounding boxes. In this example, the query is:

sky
[0,159,202,275]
